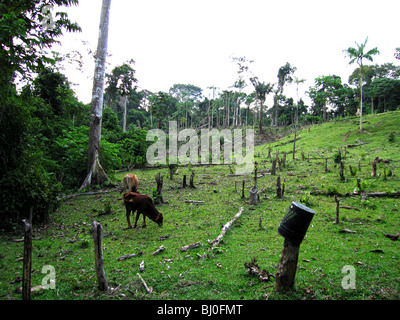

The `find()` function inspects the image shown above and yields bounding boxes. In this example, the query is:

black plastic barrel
[277,202,315,245]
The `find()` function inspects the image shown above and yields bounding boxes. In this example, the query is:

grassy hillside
[0,111,399,301]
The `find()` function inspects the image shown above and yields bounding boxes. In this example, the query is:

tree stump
[155,173,164,204]
[276,175,282,198]
[92,221,108,291]
[371,157,380,177]
[182,175,187,188]
[271,159,277,175]
[241,180,245,199]
[189,170,195,188]
[340,161,345,181]
[275,202,315,293]
[22,219,32,300]
[275,238,300,293]
[334,195,340,224]
[249,187,258,205]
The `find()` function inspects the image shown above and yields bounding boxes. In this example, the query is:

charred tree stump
[155,173,164,204]
[241,180,245,199]
[189,170,195,188]
[254,162,258,189]
[371,157,380,177]
[92,221,108,291]
[168,164,176,180]
[271,159,277,175]
[334,195,340,224]
[182,175,187,188]
[340,161,345,181]
[278,158,283,171]
[276,175,282,198]
[22,218,32,300]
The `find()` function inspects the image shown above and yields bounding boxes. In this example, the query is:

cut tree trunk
[249,187,258,205]
[92,221,108,291]
[154,173,164,204]
[371,156,380,177]
[334,195,340,224]
[275,238,300,293]
[276,175,282,198]
[22,219,32,300]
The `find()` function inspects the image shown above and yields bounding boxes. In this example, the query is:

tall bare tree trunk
[359,65,363,133]
[122,95,128,132]
[80,0,112,190]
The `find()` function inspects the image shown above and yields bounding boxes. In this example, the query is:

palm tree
[343,37,379,133]
[250,77,274,133]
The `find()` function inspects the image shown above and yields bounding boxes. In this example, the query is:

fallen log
[137,273,153,294]
[340,206,361,211]
[180,242,201,251]
[310,190,400,198]
[184,200,205,205]
[16,280,56,295]
[360,191,400,197]
[347,142,368,148]
[208,207,244,248]
[152,245,165,256]
[60,189,117,201]
[117,251,143,261]
[339,228,357,234]
[384,233,399,241]
[227,172,252,177]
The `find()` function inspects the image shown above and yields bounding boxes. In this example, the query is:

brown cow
[123,192,163,229]
[121,173,139,194]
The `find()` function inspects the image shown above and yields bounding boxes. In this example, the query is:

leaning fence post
[92,221,108,291]
[22,218,32,300]
[275,202,315,293]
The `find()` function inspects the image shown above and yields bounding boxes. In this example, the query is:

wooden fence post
[92,221,108,291]
[22,218,32,300]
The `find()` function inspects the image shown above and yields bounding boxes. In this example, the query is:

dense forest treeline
[1,0,399,228]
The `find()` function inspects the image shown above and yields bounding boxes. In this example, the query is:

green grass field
[1,111,399,300]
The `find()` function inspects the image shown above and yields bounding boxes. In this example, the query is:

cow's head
[155,212,163,226]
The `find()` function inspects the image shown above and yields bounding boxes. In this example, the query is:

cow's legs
[126,208,133,229]
[142,215,147,228]
[134,212,141,228]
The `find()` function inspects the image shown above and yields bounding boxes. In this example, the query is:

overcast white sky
[56,0,400,106]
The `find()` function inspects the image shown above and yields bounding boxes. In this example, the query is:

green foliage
[333,152,342,164]
[54,126,122,189]
[0,93,61,227]
[0,0,81,87]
